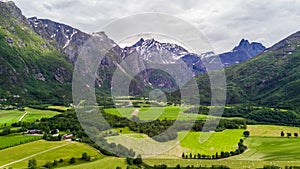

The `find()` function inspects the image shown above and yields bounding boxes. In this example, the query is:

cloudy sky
[13,0,300,53]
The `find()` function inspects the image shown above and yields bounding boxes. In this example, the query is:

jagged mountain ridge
[28,17,91,63]
[0,1,269,105]
[219,39,266,67]
[196,31,300,109]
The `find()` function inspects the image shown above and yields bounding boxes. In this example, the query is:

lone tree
[81,152,88,160]
[28,159,37,169]
[133,154,142,165]
[69,157,76,164]
[243,131,250,137]
[281,131,285,137]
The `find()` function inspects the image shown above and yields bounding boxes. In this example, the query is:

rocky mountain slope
[196,31,300,109]
[0,1,73,105]
[219,39,265,67]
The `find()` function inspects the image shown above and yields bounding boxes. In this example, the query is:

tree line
[184,105,300,127]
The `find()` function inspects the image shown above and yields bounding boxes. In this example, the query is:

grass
[106,128,244,158]
[142,125,300,168]
[22,107,61,122]
[233,136,300,161]
[0,134,41,149]
[247,125,300,137]
[48,105,71,111]
[104,106,215,121]
[0,140,101,169]
[0,110,25,126]
[113,127,135,134]
[60,157,127,169]
[178,129,244,156]
[144,158,300,169]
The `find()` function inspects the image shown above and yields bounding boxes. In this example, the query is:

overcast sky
[13,0,300,53]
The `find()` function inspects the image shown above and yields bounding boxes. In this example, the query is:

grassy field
[104,106,217,121]
[61,157,127,169]
[0,140,101,169]
[0,134,41,149]
[0,110,25,126]
[48,105,71,111]
[143,125,300,168]
[104,106,245,121]
[247,125,300,137]
[22,107,61,122]
[144,158,300,169]
[178,129,244,156]
[233,136,300,161]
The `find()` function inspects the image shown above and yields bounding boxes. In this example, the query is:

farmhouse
[26,129,43,135]
[63,134,73,140]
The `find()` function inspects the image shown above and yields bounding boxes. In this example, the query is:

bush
[69,157,76,164]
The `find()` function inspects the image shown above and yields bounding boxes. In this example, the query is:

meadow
[0,140,101,169]
[0,107,62,127]
[178,129,244,156]
[104,106,242,121]
[0,134,41,149]
[233,136,300,161]
[247,125,300,137]
[0,109,25,126]
[22,107,62,122]
[61,157,127,169]
[143,158,300,169]
[47,105,71,111]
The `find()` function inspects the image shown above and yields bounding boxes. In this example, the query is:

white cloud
[13,0,300,53]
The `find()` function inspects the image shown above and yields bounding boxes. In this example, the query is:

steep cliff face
[28,17,91,63]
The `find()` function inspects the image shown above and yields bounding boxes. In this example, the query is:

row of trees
[27,153,92,169]
[182,139,247,160]
[281,131,299,138]
[184,105,300,127]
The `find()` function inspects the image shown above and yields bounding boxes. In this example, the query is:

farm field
[0,109,25,126]
[61,157,127,169]
[247,125,300,137]
[104,106,242,121]
[144,158,300,169]
[22,107,62,122]
[178,129,244,155]
[232,136,300,161]
[106,128,244,158]
[0,140,101,169]
[0,134,41,149]
[48,105,71,111]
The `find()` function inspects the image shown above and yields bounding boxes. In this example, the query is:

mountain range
[2,1,300,109]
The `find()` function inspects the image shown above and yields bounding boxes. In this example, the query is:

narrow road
[0,143,69,168]
[18,111,28,122]
[131,108,140,116]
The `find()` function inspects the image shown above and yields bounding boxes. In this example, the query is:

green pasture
[22,107,61,122]
[144,158,300,169]
[247,125,300,137]
[48,105,71,111]
[0,110,25,126]
[0,134,41,149]
[233,136,300,161]
[61,157,127,169]
[0,140,101,169]
[178,129,244,156]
